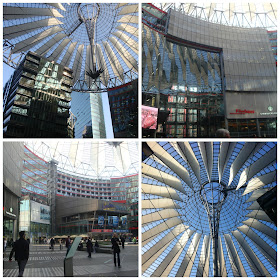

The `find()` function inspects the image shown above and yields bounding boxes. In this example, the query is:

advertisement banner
[108,216,119,227]
[108,216,113,226]
[113,216,119,227]
[30,201,50,224]
[121,216,127,226]
[98,216,104,226]
[142,105,158,129]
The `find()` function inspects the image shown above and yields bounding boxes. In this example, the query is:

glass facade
[3,52,74,138]
[19,198,50,241]
[142,6,225,138]
[19,146,51,240]
[228,118,277,138]
[22,146,49,204]
[108,79,138,138]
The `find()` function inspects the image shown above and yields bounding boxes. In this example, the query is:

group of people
[84,238,99,258]
[7,231,136,276]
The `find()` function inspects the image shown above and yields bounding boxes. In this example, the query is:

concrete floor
[3,243,138,277]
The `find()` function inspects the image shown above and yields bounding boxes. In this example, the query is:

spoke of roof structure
[237,225,276,268]
[232,230,271,277]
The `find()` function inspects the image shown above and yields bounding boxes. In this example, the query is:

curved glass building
[142,3,277,137]
[142,142,276,277]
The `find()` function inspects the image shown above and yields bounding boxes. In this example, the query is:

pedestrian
[111,233,121,267]
[9,231,29,277]
[94,240,99,253]
[65,236,71,256]
[4,238,7,252]
[132,237,136,244]
[120,235,125,249]
[86,238,93,258]
[50,238,55,251]
[9,238,14,247]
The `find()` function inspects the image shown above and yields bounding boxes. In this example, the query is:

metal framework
[25,141,139,179]
[153,3,277,29]
[142,142,277,277]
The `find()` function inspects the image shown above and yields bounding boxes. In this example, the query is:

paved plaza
[3,243,138,277]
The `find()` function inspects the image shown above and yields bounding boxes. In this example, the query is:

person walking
[86,238,93,258]
[65,236,71,256]
[111,233,121,267]
[120,235,125,249]
[4,238,7,252]
[9,231,29,277]
[50,238,55,251]
[94,240,99,253]
[59,239,62,250]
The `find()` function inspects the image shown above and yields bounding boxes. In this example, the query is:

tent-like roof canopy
[142,141,276,277]
[3,3,138,90]
[25,141,139,179]
[149,3,277,29]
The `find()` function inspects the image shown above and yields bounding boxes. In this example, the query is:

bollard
[64,237,82,277]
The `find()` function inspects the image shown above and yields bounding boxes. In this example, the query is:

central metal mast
[200,182,227,277]
[78,3,100,72]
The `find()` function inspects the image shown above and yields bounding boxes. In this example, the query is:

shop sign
[230,109,255,115]
[260,106,277,116]
[6,211,16,218]
[171,85,188,92]
[91,229,113,233]
[102,201,127,212]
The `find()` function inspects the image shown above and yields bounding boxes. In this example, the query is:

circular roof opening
[201,182,226,204]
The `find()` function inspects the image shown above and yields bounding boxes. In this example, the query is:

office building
[108,79,138,138]
[71,91,106,138]
[3,52,73,138]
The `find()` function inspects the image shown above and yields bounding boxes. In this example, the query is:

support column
[256,118,261,137]
[48,159,58,236]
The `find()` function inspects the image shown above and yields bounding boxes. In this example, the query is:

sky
[3,63,114,138]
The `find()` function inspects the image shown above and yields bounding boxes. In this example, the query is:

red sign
[91,229,113,233]
[230,109,255,115]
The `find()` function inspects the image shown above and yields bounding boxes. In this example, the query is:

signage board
[30,201,50,224]
[98,216,104,226]
[142,105,158,129]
